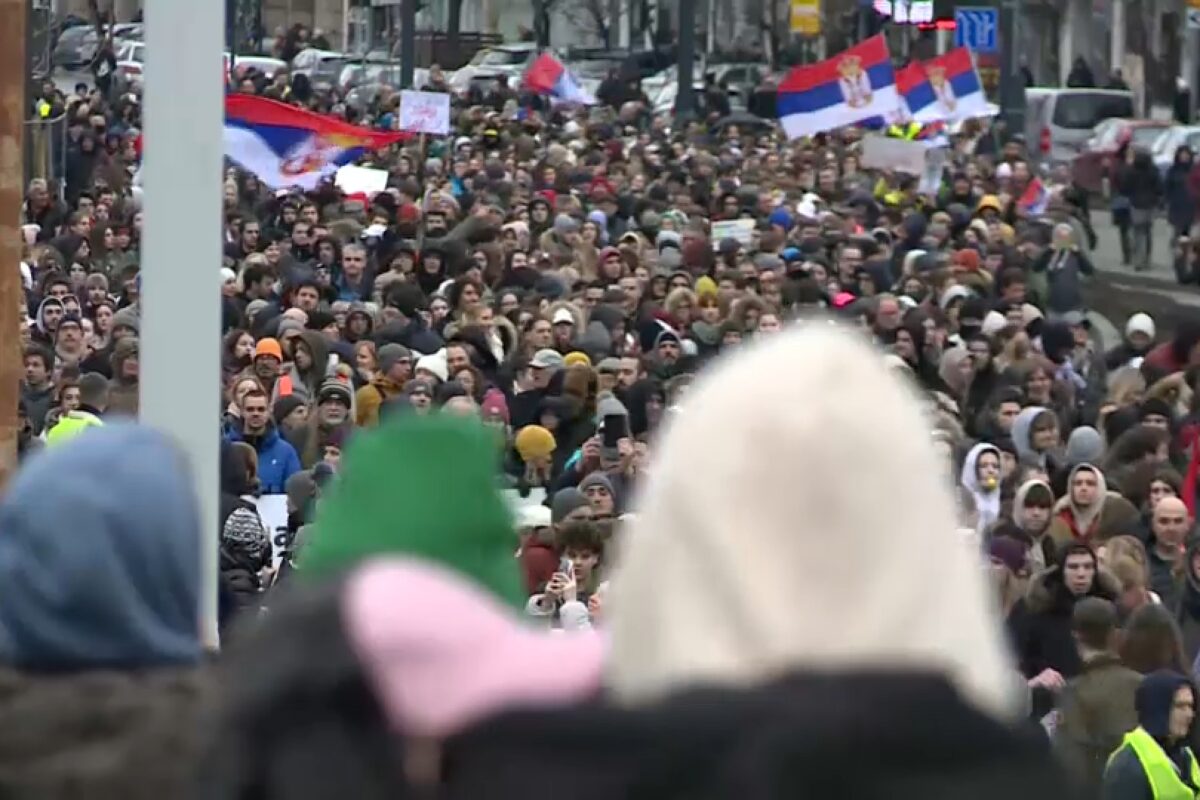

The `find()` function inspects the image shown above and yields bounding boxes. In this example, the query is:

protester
[1102,671,1200,799]
[0,426,208,798]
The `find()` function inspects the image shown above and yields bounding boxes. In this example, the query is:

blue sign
[954,6,999,54]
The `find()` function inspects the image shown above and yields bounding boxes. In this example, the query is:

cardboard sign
[710,219,756,250]
[860,134,928,176]
[399,90,451,135]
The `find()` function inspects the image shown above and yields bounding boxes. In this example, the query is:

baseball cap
[552,308,575,326]
[530,349,565,370]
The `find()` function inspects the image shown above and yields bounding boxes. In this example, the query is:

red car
[1071,118,1171,195]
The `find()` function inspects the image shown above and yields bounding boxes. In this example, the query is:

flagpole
[143,0,223,649]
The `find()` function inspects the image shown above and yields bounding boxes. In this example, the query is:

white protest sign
[399,90,451,135]
[860,134,928,176]
[710,219,756,250]
[919,148,949,197]
[255,494,290,571]
[335,164,389,198]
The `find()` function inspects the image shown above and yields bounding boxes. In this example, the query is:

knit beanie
[550,487,590,524]
[297,414,523,608]
[514,425,556,462]
[563,351,592,368]
[273,395,307,426]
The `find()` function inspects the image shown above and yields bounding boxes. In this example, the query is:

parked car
[54,24,143,72]
[1070,118,1170,194]
[115,40,145,88]
[228,55,289,81]
[447,43,538,94]
[1151,125,1200,178]
[337,62,429,94]
[1025,88,1136,167]
[291,48,351,91]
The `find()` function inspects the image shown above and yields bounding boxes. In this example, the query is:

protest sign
[399,90,451,135]
[710,219,756,250]
[860,134,928,176]
[335,164,389,198]
[255,494,290,571]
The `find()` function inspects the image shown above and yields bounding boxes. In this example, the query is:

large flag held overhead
[224,95,408,190]
[777,35,900,139]
[524,52,597,106]
[904,48,990,123]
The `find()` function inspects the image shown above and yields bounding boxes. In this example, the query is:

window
[1053,93,1135,130]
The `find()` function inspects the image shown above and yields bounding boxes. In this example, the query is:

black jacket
[200,578,1076,800]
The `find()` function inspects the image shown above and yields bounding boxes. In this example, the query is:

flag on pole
[523,52,597,106]
[907,48,990,123]
[1018,177,1050,215]
[776,35,901,140]
[224,95,409,190]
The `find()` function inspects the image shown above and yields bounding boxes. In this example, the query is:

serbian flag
[777,36,901,140]
[524,53,597,106]
[905,48,990,123]
[1018,177,1050,215]
[224,95,409,190]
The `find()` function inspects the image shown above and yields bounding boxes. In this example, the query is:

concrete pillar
[1183,27,1199,121]
[1111,0,1125,75]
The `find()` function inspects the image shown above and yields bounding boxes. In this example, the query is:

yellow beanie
[563,351,592,368]
[514,425,556,462]
[695,275,718,298]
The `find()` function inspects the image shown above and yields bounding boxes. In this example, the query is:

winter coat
[355,377,403,427]
[1009,565,1121,682]
[0,425,209,799]
[1032,246,1095,315]
[1053,652,1141,793]
[1047,487,1141,552]
[1165,161,1197,230]
[198,565,1070,800]
[106,337,140,417]
[224,424,302,495]
[1116,156,1163,212]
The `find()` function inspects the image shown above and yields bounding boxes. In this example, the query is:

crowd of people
[9,28,1200,799]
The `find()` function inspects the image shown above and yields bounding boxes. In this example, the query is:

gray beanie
[579,471,615,497]
[1065,426,1105,466]
[550,487,590,524]
[554,213,580,235]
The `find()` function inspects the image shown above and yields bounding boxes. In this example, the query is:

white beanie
[415,353,448,383]
[1125,312,1156,340]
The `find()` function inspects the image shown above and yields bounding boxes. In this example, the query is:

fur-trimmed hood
[0,667,209,799]
[1023,564,1120,616]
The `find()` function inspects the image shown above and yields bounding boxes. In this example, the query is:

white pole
[142,0,223,650]
[1110,0,1125,76]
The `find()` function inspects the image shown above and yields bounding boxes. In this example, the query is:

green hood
[297,414,523,608]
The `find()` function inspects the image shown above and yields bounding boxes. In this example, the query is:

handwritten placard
[399,90,451,136]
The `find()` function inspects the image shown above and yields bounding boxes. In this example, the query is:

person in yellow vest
[887,121,921,141]
[45,372,107,447]
[1102,670,1199,800]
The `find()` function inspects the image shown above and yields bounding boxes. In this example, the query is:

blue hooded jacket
[0,425,202,670]
[1137,670,1194,740]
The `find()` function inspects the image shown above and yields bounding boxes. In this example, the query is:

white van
[1025,88,1136,166]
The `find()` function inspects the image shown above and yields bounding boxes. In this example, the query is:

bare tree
[560,0,611,46]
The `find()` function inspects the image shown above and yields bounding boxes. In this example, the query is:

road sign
[954,6,999,53]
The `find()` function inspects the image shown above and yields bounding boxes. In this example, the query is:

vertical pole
[998,0,1026,141]
[676,0,696,124]
[143,0,222,649]
[400,0,415,88]
[1111,0,1125,76]
[0,0,25,491]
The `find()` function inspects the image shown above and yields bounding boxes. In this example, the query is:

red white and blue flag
[901,48,989,124]
[777,36,900,140]
[524,53,597,106]
[1018,177,1051,215]
[224,95,408,190]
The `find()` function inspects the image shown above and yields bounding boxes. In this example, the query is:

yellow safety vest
[887,122,921,141]
[1109,728,1200,800]
[45,410,103,447]
[36,100,51,119]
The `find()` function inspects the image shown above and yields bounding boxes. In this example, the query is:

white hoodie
[607,322,1020,720]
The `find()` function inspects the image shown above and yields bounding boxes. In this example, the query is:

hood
[1024,562,1120,615]
[0,425,201,670]
[1136,670,1193,739]
[111,335,139,380]
[1055,463,1108,533]
[960,443,1001,532]
[34,296,61,334]
[295,330,330,382]
[1011,406,1048,462]
[344,559,604,738]
[297,415,523,608]
[1065,425,1104,466]
[1013,479,1053,531]
[608,324,1020,720]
